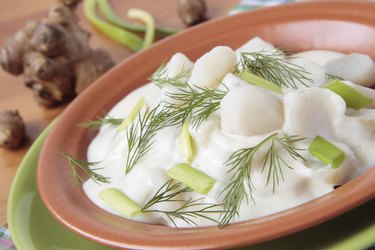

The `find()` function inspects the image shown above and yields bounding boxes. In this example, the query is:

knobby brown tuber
[0,0,114,107]
[58,0,81,7]
[0,21,36,75]
[32,23,67,57]
[0,110,25,149]
[75,49,114,94]
[177,0,207,26]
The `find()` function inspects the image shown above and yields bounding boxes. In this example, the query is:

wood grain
[0,0,238,224]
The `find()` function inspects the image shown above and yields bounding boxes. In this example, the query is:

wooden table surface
[0,0,238,224]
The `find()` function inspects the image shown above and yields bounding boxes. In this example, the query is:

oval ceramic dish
[37,1,375,249]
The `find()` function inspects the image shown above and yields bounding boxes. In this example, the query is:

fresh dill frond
[148,62,191,88]
[123,86,226,173]
[79,116,123,129]
[219,133,305,226]
[124,86,226,173]
[62,153,110,186]
[141,180,222,227]
[238,49,312,89]
[125,105,168,174]
[219,133,274,226]
[326,73,343,81]
[261,135,306,192]
[164,85,227,128]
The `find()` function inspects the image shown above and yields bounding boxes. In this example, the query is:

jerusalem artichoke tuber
[0,110,25,149]
[177,0,207,26]
[0,0,114,107]
[32,23,67,57]
[75,49,114,94]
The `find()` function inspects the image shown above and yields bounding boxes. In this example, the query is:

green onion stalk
[97,0,179,37]
[83,0,143,52]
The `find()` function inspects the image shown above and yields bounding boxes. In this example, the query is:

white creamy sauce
[83,37,375,227]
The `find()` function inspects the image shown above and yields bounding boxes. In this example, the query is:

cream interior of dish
[83,37,375,227]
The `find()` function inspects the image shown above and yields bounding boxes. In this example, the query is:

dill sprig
[125,105,168,173]
[142,180,222,227]
[124,85,226,173]
[62,153,110,186]
[219,133,305,226]
[262,135,306,192]
[219,134,273,226]
[164,85,227,128]
[125,85,226,173]
[80,116,123,128]
[148,62,191,88]
[238,49,312,88]
[326,73,343,81]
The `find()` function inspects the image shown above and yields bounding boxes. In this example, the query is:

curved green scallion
[97,0,179,37]
[127,8,155,49]
[84,0,143,52]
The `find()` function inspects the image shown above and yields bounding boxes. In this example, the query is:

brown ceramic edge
[37,1,375,249]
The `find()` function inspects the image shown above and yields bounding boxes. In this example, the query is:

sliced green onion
[308,136,345,169]
[167,163,216,195]
[83,0,143,52]
[117,97,145,132]
[99,188,141,216]
[127,8,155,49]
[97,0,179,37]
[322,80,373,110]
[178,120,195,163]
[237,70,283,94]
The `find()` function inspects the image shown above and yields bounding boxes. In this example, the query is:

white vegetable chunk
[221,85,283,136]
[220,73,250,90]
[311,142,359,186]
[235,36,275,55]
[335,110,375,170]
[324,53,375,87]
[235,37,284,71]
[325,143,359,185]
[157,54,193,106]
[287,58,328,88]
[283,88,346,139]
[188,46,237,89]
[164,52,193,79]
[294,50,345,66]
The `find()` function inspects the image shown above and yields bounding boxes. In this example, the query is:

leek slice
[178,120,194,163]
[308,136,345,169]
[167,163,216,195]
[117,97,145,132]
[322,80,373,110]
[99,188,141,216]
[237,71,283,94]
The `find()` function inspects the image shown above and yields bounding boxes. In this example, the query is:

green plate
[7,124,375,250]
[7,123,111,250]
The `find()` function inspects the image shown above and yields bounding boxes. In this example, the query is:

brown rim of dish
[37,1,375,249]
